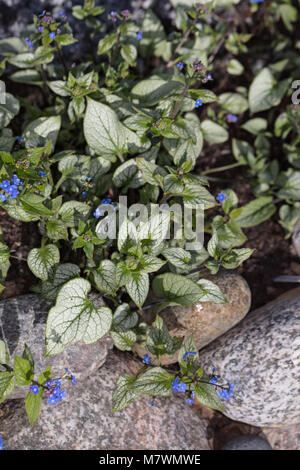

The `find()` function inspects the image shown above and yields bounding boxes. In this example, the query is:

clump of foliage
[0,0,299,424]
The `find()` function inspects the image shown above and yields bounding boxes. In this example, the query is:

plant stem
[166,17,198,69]
[55,43,68,77]
[202,162,244,175]
[170,84,189,120]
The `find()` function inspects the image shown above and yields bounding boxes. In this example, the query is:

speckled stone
[199,290,300,427]
[134,269,251,365]
[0,352,210,450]
[263,423,300,450]
[0,294,113,399]
[222,435,272,450]
[292,218,300,258]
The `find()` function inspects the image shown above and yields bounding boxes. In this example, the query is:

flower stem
[202,162,244,175]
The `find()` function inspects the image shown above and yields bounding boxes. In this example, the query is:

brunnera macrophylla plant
[0,0,299,424]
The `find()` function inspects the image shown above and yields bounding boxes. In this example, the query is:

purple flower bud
[38,26,44,33]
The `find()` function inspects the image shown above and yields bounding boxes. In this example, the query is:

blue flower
[82,191,87,197]
[186,391,195,404]
[183,351,197,361]
[39,170,46,177]
[177,62,184,70]
[216,192,228,203]
[171,377,187,393]
[207,74,212,79]
[226,113,238,123]
[195,99,203,108]
[46,379,53,388]
[30,384,39,395]
[136,30,143,40]
[94,207,103,218]
[38,26,44,32]
[49,32,56,39]
[101,198,112,204]
[0,436,3,450]
[25,38,33,48]
[0,194,6,202]
[218,382,234,400]
[71,375,77,386]
[250,0,263,3]
[38,10,46,18]
[59,11,65,16]
[48,396,58,405]
[142,354,151,365]
[147,401,157,407]
[109,11,117,23]
[15,136,24,143]
[209,377,218,384]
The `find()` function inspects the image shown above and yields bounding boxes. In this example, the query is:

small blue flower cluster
[216,192,228,203]
[0,175,23,202]
[177,62,184,70]
[0,436,4,450]
[25,37,33,48]
[30,384,39,395]
[186,391,195,405]
[49,32,56,40]
[136,30,143,41]
[226,113,238,123]
[142,354,151,365]
[46,379,67,405]
[218,381,234,400]
[195,99,203,108]
[147,400,157,407]
[94,198,118,218]
[39,170,46,177]
[15,136,24,144]
[64,367,77,386]
[171,377,187,393]
[250,0,263,3]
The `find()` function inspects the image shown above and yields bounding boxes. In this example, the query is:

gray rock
[222,435,272,450]
[134,269,251,365]
[199,289,300,427]
[292,218,300,258]
[0,352,210,450]
[0,294,113,399]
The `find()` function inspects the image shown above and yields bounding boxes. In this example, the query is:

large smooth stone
[0,294,113,399]
[134,269,251,365]
[292,218,300,258]
[0,352,210,450]
[198,289,300,427]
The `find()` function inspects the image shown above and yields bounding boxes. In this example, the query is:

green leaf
[227,59,244,75]
[201,120,229,144]
[45,278,112,355]
[27,244,60,281]
[112,159,144,190]
[38,366,52,385]
[152,273,204,306]
[93,260,117,295]
[162,247,191,269]
[131,77,183,107]
[25,392,42,426]
[132,367,175,396]
[0,340,9,364]
[10,69,42,86]
[110,330,137,351]
[40,263,81,301]
[195,382,225,411]
[113,303,139,332]
[233,197,276,227]
[241,118,267,135]
[182,184,216,209]
[0,241,10,265]
[48,80,70,96]
[0,93,20,129]
[139,255,166,273]
[125,272,149,308]
[146,315,183,356]
[84,98,126,156]
[221,248,254,269]
[112,374,141,412]
[97,32,118,55]
[219,92,248,114]
[22,344,34,371]
[121,44,137,64]
[14,356,33,386]
[278,172,300,201]
[0,37,27,56]
[58,201,90,227]
[23,116,61,150]
[249,68,290,113]
[136,158,165,186]
[178,335,199,375]
[0,372,15,404]
[197,279,226,303]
